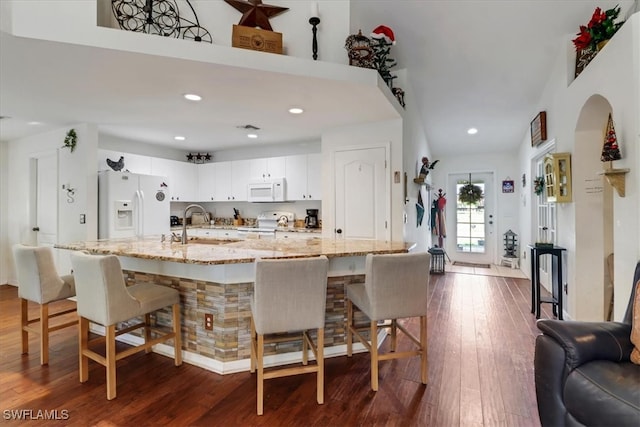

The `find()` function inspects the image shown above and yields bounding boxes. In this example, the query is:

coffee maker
[305,209,319,228]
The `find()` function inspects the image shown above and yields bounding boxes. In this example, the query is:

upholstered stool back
[12,244,77,365]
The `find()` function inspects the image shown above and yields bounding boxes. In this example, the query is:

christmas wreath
[534,176,545,196]
[458,182,483,205]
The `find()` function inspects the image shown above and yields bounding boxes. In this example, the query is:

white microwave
[247,178,286,202]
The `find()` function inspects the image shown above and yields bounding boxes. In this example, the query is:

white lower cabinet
[189,228,238,239]
[276,231,317,240]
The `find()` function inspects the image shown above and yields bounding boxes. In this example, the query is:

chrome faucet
[182,204,209,244]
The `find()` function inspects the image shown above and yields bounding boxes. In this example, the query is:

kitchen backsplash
[169,200,321,224]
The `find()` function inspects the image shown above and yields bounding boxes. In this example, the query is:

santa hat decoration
[371,25,395,45]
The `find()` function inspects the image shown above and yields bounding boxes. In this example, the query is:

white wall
[2,124,99,284]
[322,119,404,241]
[0,141,9,285]
[397,69,435,253]
[518,12,640,321]
[430,152,521,264]
[12,0,352,66]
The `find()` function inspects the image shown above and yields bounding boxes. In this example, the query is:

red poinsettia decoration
[572,5,624,52]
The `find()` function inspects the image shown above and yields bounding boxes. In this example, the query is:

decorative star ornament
[224,0,289,31]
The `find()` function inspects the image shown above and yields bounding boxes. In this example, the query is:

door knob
[336,228,342,234]
[32,227,40,231]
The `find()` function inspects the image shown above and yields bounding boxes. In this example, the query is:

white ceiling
[1,0,636,158]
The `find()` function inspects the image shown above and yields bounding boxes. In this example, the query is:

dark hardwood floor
[0,272,552,426]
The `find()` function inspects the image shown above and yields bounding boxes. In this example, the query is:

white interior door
[535,158,555,289]
[334,147,389,240]
[449,172,495,265]
[35,152,58,248]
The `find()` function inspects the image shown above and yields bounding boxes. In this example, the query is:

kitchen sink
[187,238,242,245]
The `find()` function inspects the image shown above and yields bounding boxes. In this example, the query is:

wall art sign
[502,180,515,193]
[530,111,547,147]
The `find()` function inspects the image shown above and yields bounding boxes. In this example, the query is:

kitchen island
[56,236,414,374]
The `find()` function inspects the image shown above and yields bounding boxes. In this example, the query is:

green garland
[533,176,545,196]
[63,129,77,153]
[458,182,483,205]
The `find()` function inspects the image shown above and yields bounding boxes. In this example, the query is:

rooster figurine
[106,156,125,171]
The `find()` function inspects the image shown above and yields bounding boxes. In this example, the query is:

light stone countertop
[56,236,414,265]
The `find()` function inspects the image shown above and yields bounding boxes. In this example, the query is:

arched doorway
[573,94,615,321]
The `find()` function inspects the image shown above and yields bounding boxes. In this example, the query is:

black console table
[528,245,566,320]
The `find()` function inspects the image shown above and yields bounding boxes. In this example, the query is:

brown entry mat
[452,261,491,269]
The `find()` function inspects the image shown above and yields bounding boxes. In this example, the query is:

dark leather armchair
[534,261,640,427]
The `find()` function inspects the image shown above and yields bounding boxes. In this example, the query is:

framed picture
[530,111,547,147]
[502,180,515,193]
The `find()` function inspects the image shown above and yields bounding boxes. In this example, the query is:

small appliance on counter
[305,209,319,228]
[170,215,180,226]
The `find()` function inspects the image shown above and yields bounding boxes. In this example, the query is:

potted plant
[572,5,625,52]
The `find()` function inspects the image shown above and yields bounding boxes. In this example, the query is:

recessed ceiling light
[28,121,43,125]
[467,128,478,135]
[288,107,304,114]
[247,133,258,139]
[174,136,186,141]
[184,94,202,101]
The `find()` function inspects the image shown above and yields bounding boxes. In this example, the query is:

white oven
[236,227,276,239]
[247,178,286,202]
[236,211,294,239]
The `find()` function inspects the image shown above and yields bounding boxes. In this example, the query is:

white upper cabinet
[245,156,286,182]
[231,160,250,201]
[285,153,321,200]
[197,163,217,201]
[215,161,235,201]
[151,158,198,202]
[306,153,322,200]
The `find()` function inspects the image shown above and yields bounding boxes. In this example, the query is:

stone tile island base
[112,267,375,375]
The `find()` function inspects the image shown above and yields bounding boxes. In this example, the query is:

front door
[449,172,495,265]
[334,147,389,240]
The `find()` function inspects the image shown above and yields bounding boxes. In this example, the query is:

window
[456,179,485,253]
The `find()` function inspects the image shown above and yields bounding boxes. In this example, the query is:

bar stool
[12,244,77,365]
[70,251,182,400]
[346,252,430,391]
[250,255,329,415]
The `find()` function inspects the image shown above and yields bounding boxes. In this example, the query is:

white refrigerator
[98,170,170,239]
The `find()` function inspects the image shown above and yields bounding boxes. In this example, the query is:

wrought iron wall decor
[186,152,212,163]
[111,0,212,43]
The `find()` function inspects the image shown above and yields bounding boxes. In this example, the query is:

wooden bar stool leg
[21,298,28,355]
[106,325,117,400]
[79,317,89,383]
[346,299,353,357]
[420,315,428,385]
[172,303,182,365]
[302,330,309,366]
[317,327,324,405]
[257,333,264,415]
[250,316,256,373]
[370,320,378,391]
[144,313,152,354]
[40,303,49,365]
[390,319,397,352]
